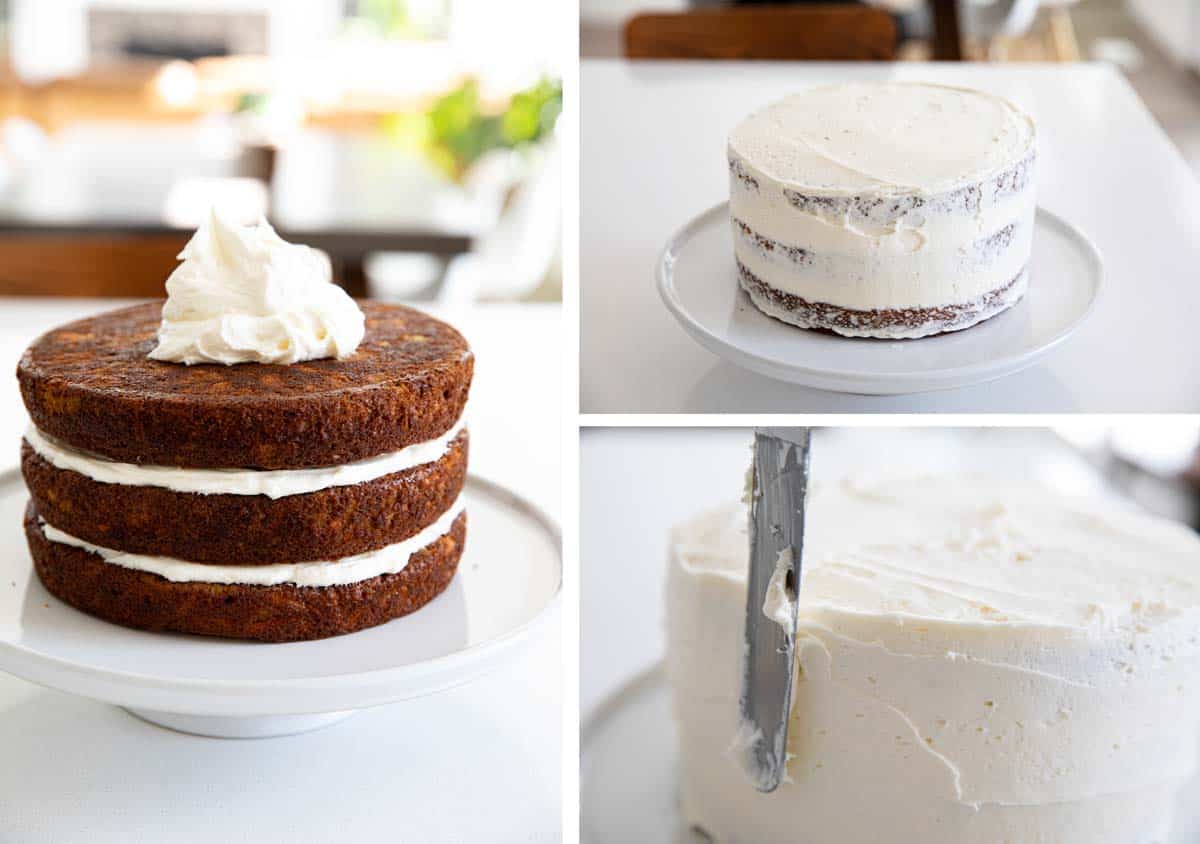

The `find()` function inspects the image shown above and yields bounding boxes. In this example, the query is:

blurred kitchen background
[823,423,1200,530]
[581,0,1200,177]
[0,0,564,303]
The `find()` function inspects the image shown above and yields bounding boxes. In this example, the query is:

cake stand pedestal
[0,474,561,741]
[126,708,357,739]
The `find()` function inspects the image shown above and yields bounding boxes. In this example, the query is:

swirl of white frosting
[149,209,365,365]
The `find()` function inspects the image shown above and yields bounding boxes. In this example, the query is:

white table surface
[581,60,1200,413]
[0,299,562,844]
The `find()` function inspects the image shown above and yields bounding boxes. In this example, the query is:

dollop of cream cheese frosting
[666,476,1200,844]
[149,209,365,365]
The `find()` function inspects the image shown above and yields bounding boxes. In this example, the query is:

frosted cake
[728,83,1036,338]
[667,477,1200,843]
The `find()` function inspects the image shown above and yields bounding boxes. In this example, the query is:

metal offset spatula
[738,427,812,793]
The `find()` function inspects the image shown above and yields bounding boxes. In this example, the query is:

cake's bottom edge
[24,501,466,643]
[737,262,1028,340]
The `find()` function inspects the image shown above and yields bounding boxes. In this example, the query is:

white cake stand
[0,471,560,739]
[657,203,1103,395]
[581,666,698,844]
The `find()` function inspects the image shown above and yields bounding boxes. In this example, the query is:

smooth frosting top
[728,83,1035,195]
[149,209,365,365]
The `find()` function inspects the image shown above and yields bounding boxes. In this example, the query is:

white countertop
[0,299,562,844]
[581,60,1200,413]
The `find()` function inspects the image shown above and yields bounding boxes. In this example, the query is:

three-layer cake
[17,213,472,642]
[728,82,1037,338]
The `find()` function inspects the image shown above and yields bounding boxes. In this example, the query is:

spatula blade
[737,427,812,793]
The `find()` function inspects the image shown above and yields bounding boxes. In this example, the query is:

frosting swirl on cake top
[728,82,1035,196]
[150,209,365,365]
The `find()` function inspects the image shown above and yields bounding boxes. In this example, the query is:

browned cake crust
[737,261,1025,339]
[17,301,473,469]
[25,502,467,642]
[21,431,467,565]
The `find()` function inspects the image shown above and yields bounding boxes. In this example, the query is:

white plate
[0,472,560,738]
[657,203,1103,395]
[581,666,697,844]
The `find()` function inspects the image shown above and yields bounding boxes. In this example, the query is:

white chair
[437,133,562,304]
[964,0,1082,60]
[367,133,561,304]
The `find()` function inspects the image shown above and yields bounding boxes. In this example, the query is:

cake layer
[667,478,1200,843]
[738,261,1026,339]
[18,301,473,469]
[26,502,466,642]
[730,150,1035,239]
[21,431,467,564]
[730,152,1035,254]
[732,212,1031,312]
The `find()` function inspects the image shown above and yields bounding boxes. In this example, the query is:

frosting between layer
[149,209,365,365]
[39,496,465,587]
[24,421,466,499]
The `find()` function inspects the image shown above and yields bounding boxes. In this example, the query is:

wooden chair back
[624,4,897,61]
[0,233,187,297]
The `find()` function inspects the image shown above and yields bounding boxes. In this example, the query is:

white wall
[1127,0,1200,68]
[449,0,567,83]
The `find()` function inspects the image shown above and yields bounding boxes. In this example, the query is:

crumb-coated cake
[728,83,1036,339]
[668,476,1200,843]
[17,211,473,642]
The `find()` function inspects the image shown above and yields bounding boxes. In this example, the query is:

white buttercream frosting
[728,83,1037,335]
[666,476,1200,843]
[39,496,464,587]
[728,83,1034,195]
[149,209,365,365]
[24,422,465,499]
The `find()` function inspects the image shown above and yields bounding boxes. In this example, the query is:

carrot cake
[667,476,1200,842]
[728,83,1036,339]
[18,211,473,642]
